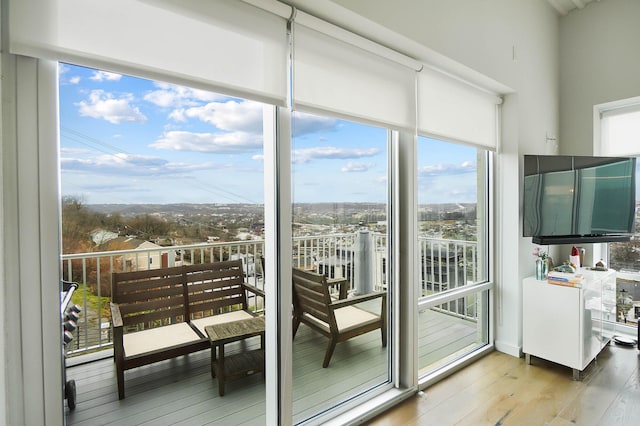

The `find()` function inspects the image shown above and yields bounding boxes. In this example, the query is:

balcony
[61,232,483,423]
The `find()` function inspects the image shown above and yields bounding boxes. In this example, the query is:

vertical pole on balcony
[354,230,373,295]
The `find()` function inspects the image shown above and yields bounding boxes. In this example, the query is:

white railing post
[354,230,374,295]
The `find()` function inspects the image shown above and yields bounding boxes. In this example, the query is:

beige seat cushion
[190,310,254,336]
[302,306,379,333]
[334,306,379,332]
[123,322,201,357]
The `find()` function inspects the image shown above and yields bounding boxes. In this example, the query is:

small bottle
[570,246,580,269]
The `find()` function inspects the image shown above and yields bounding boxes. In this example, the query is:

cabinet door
[582,279,601,369]
[582,270,616,368]
[523,278,581,369]
[601,272,617,340]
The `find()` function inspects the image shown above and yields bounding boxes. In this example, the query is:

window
[59,63,269,421]
[599,100,640,328]
[291,111,391,421]
[416,136,491,377]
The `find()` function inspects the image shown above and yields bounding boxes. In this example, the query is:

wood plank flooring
[366,343,640,426]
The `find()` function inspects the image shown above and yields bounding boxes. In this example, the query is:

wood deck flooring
[366,342,640,426]
[64,309,479,425]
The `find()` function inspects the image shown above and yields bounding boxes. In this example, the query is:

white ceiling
[546,0,601,15]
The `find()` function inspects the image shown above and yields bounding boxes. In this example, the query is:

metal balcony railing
[60,232,478,356]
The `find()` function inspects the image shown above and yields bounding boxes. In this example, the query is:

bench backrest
[292,268,335,329]
[184,260,249,319]
[111,265,186,330]
[112,260,251,331]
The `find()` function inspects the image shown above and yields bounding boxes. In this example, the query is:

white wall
[317,0,561,356]
[559,0,640,155]
[557,0,640,277]
[0,33,5,426]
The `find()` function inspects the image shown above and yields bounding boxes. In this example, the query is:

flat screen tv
[523,155,636,244]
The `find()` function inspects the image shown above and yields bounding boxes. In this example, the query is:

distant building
[97,237,170,271]
[90,228,119,245]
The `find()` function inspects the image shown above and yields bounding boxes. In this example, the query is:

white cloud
[144,82,223,108]
[61,152,209,176]
[292,112,338,136]
[293,146,380,163]
[341,161,375,172]
[58,64,81,85]
[90,70,122,82]
[144,90,179,108]
[60,147,92,155]
[183,100,263,134]
[168,108,187,122]
[418,161,476,177]
[150,130,262,153]
[76,90,147,124]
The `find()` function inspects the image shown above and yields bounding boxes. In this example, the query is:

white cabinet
[522,269,616,379]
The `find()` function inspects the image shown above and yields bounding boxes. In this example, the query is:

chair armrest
[330,291,386,309]
[110,302,123,328]
[326,277,348,299]
[243,283,266,299]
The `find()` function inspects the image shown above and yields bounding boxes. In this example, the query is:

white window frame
[3,56,63,426]
[594,98,640,334]
[594,97,640,275]
[414,139,495,388]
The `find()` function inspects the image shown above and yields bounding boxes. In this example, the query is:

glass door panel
[417,136,490,376]
[59,63,267,421]
[291,111,390,422]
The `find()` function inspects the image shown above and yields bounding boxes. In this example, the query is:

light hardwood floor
[366,343,640,425]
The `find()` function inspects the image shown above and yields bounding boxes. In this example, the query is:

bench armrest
[110,302,123,328]
[243,283,266,299]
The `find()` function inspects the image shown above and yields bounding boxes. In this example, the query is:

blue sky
[59,63,479,205]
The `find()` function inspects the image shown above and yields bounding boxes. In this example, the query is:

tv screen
[523,155,636,244]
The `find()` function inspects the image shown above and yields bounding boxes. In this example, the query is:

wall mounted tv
[523,155,636,245]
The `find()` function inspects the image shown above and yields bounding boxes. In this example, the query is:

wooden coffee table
[205,316,265,396]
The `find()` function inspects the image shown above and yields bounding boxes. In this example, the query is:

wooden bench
[292,268,387,368]
[110,259,264,399]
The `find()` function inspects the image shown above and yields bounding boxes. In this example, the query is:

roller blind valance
[418,67,501,150]
[8,0,289,105]
[292,13,419,130]
[600,105,640,157]
[8,0,501,139]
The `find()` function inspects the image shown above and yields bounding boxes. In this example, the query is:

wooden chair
[292,267,386,368]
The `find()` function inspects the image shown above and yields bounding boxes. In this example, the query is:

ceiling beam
[547,0,570,16]
[572,0,586,9]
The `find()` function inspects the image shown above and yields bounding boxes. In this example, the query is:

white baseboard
[495,340,522,358]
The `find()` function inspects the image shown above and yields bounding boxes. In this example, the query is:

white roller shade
[292,14,418,130]
[601,106,640,156]
[8,0,289,105]
[418,67,501,150]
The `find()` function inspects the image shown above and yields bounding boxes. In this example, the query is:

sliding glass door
[59,63,269,422]
[290,111,391,422]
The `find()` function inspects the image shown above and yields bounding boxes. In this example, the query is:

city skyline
[59,63,480,206]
